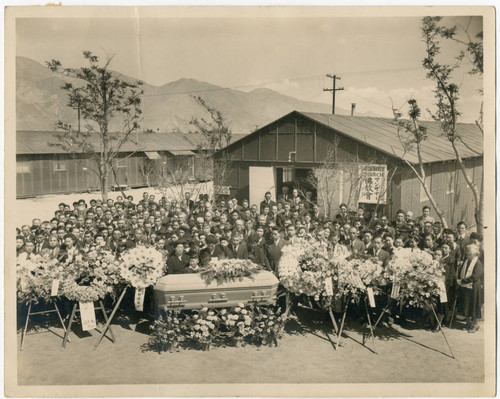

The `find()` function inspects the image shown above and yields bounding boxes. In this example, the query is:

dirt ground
[17,305,484,385]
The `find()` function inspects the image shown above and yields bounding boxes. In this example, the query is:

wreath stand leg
[335,299,349,348]
[448,296,457,329]
[21,300,69,350]
[20,301,32,351]
[364,298,376,352]
[373,298,394,330]
[284,291,292,320]
[328,306,339,335]
[95,286,127,349]
[431,304,455,359]
[62,303,78,350]
[98,300,116,343]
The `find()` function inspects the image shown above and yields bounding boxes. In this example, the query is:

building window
[17,162,31,174]
[54,160,67,171]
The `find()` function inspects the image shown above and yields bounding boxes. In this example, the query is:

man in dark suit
[277,186,292,205]
[368,235,391,268]
[33,231,50,254]
[167,241,190,274]
[265,227,288,274]
[230,234,249,260]
[259,192,276,215]
[343,227,366,259]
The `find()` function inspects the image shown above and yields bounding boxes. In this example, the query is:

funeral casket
[154,270,279,311]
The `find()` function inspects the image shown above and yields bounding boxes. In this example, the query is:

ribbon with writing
[134,287,146,311]
[391,279,400,299]
[324,277,334,296]
[51,279,59,297]
[367,287,376,308]
[79,301,97,331]
[438,280,448,303]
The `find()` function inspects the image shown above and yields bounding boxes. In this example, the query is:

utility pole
[323,74,344,114]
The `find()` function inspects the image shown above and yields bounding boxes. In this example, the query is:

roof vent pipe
[351,103,356,116]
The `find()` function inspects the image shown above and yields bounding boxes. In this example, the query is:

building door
[249,166,276,206]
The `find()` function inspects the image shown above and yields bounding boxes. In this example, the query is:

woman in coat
[457,244,484,333]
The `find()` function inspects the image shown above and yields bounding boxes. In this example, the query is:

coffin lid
[154,270,279,292]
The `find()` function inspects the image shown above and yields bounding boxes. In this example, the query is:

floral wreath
[384,248,444,308]
[119,245,165,288]
[60,254,114,302]
[337,258,386,302]
[278,239,337,301]
[61,278,111,302]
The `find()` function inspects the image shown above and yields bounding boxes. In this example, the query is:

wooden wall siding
[223,114,396,166]
[16,153,154,198]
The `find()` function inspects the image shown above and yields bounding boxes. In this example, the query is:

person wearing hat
[200,235,224,260]
[167,240,190,274]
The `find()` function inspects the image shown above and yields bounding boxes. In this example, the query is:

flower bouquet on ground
[184,307,220,350]
[278,239,339,309]
[251,306,286,347]
[219,303,254,347]
[149,309,186,353]
[385,248,444,308]
[16,253,63,304]
[120,245,165,311]
[199,259,261,285]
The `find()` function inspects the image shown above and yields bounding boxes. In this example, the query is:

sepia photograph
[4,5,496,397]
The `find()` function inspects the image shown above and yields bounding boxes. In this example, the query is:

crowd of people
[16,186,484,333]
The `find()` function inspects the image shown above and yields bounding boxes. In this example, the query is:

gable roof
[16,131,248,155]
[300,112,482,164]
[221,111,483,164]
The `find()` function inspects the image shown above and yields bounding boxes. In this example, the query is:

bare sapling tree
[421,16,483,233]
[46,51,144,201]
[156,157,207,205]
[393,98,449,228]
[190,96,233,200]
[302,137,391,218]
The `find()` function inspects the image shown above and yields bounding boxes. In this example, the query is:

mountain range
[16,56,374,134]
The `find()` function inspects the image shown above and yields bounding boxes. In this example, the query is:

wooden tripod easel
[335,296,376,352]
[95,286,128,349]
[62,300,116,349]
[20,299,68,350]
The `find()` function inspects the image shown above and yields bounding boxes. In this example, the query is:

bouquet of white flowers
[385,248,444,307]
[279,239,338,302]
[119,246,165,288]
[17,253,63,304]
[199,259,261,285]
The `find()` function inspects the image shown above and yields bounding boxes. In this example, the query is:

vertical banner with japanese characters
[79,301,97,331]
[358,164,387,204]
[134,288,146,311]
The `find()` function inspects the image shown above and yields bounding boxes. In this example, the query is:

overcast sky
[17,14,483,122]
